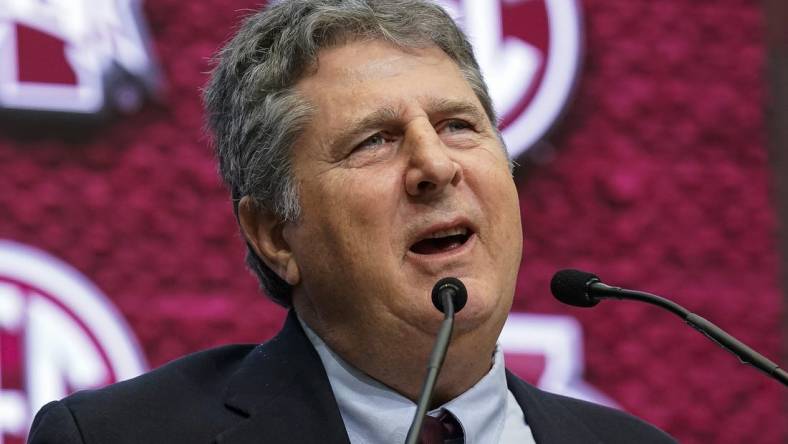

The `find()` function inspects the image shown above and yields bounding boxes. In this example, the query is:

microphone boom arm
[589,281,788,387]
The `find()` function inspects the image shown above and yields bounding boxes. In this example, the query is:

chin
[451,284,511,336]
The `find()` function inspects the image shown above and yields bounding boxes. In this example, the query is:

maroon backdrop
[1,1,784,443]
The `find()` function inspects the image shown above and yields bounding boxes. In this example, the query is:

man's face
[284,40,522,348]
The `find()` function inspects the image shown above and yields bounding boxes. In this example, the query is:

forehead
[301,40,461,85]
[295,40,482,125]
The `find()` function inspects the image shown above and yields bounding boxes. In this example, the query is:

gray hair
[204,0,498,307]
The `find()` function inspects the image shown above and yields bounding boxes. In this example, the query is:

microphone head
[431,277,468,314]
[550,269,601,307]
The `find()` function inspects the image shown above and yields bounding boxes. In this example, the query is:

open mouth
[409,226,473,255]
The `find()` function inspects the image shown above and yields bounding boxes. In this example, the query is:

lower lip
[405,232,477,264]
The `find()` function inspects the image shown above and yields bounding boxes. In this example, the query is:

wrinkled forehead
[300,38,448,82]
[293,39,497,135]
[298,42,476,109]
[294,41,487,139]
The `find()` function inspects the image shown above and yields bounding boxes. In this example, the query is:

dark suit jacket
[28,311,676,443]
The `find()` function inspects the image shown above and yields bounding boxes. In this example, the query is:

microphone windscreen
[431,277,468,314]
[550,269,601,307]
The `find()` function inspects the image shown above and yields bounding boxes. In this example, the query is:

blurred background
[0,0,785,443]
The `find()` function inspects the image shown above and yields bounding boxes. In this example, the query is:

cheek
[333,179,392,230]
[496,182,523,243]
[301,171,400,256]
[468,165,522,246]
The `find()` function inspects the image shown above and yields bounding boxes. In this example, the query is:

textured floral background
[1,1,784,443]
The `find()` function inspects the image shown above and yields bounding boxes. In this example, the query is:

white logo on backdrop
[501,313,617,407]
[0,0,159,114]
[0,241,146,442]
[435,0,583,158]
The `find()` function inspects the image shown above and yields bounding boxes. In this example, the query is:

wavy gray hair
[204,0,498,307]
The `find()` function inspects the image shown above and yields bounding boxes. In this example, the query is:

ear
[237,196,301,286]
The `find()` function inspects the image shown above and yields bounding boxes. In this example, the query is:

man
[28,1,676,443]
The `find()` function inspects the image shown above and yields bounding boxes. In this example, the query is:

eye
[356,132,389,150]
[441,119,473,133]
[344,131,398,167]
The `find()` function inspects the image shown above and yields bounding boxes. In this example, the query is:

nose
[404,123,462,198]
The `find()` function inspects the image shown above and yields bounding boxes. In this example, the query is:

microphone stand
[404,291,456,444]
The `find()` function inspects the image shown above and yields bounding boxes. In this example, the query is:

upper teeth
[426,227,468,239]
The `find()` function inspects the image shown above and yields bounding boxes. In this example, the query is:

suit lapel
[215,311,350,444]
[506,371,603,444]
[215,312,603,444]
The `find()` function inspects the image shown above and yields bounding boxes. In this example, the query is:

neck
[294,301,500,407]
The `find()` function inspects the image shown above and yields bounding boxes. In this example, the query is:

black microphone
[551,269,788,387]
[431,277,468,313]
[405,277,467,444]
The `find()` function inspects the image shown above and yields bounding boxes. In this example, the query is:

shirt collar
[299,316,509,444]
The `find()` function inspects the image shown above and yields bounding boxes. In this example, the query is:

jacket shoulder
[29,344,257,444]
[506,371,676,443]
[540,389,677,443]
[66,343,256,409]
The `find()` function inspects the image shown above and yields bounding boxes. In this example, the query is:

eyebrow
[424,97,488,124]
[330,105,402,153]
[328,97,488,154]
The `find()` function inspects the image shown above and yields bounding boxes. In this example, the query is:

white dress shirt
[299,318,536,443]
